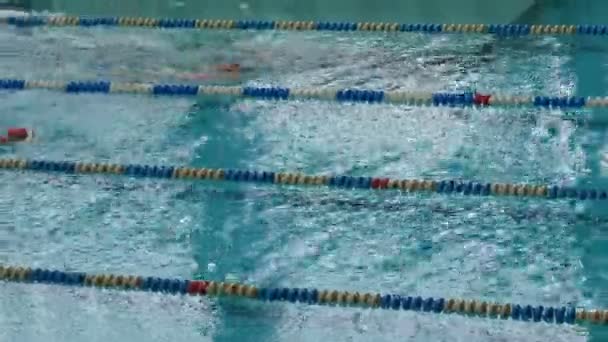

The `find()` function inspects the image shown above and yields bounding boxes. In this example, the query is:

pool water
[1,11,608,342]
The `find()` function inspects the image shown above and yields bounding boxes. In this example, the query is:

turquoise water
[2,11,608,342]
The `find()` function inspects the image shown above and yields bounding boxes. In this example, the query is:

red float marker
[2,128,34,144]
[187,280,209,295]
[474,93,492,106]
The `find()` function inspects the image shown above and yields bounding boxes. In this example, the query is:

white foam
[0,9,27,18]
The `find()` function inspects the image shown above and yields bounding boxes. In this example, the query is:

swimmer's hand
[177,64,243,81]
[215,63,241,73]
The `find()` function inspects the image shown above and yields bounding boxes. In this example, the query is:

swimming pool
[2,7,608,342]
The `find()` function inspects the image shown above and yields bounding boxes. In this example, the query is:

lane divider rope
[1,265,605,326]
[0,79,599,109]
[0,158,605,201]
[2,16,607,38]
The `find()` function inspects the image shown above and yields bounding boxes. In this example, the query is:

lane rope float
[3,15,608,38]
[1,264,606,326]
[0,79,599,109]
[0,157,604,201]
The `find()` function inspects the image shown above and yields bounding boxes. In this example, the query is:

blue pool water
[2,10,608,342]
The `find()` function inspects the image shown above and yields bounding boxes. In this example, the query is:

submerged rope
[3,16,607,38]
[0,157,603,201]
[1,264,605,326]
[0,79,598,109]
